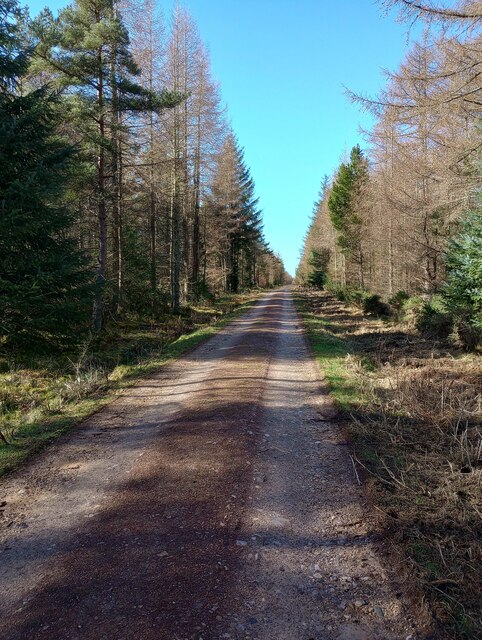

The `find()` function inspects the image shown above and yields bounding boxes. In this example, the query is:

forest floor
[294,288,482,640]
[0,292,260,477]
[0,288,435,640]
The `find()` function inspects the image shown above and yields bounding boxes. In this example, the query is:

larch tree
[31,0,178,328]
[119,0,168,309]
[189,43,225,299]
[381,0,482,25]
[2,0,286,350]
[207,132,263,293]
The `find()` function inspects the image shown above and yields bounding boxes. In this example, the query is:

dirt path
[0,289,432,640]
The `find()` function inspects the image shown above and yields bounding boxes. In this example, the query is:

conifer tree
[328,145,369,287]
[226,137,262,293]
[442,206,482,349]
[31,0,178,329]
[0,0,93,349]
[206,133,270,293]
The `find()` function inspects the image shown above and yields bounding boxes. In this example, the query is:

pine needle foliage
[442,205,482,349]
[0,0,94,350]
[328,145,368,258]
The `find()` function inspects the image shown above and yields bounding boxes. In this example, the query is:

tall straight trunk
[240,247,244,290]
[180,28,190,302]
[171,159,181,313]
[148,112,157,299]
[388,127,395,295]
[147,11,157,310]
[388,216,394,295]
[182,156,189,301]
[359,251,365,289]
[118,125,124,298]
[221,252,227,292]
[230,236,239,293]
[191,117,201,298]
[418,49,438,294]
[170,22,182,312]
[111,42,122,314]
[202,204,207,288]
[93,44,107,332]
[149,170,157,295]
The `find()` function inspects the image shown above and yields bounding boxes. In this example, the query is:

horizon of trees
[1,0,288,349]
[297,2,481,314]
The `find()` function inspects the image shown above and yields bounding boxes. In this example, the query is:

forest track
[0,289,433,640]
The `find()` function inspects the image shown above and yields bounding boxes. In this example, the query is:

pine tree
[307,249,330,288]
[206,132,270,293]
[0,0,93,349]
[30,0,179,329]
[442,206,482,349]
[226,136,262,293]
[328,145,369,287]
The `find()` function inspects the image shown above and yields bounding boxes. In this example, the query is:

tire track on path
[0,289,433,640]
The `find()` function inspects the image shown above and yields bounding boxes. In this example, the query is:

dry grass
[298,289,482,639]
[0,292,261,474]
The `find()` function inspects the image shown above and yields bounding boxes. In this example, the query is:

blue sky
[24,0,416,275]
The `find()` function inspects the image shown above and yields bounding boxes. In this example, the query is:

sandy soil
[0,289,435,640]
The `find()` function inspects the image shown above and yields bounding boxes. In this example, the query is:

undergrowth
[295,288,482,640]
[0,292,260,476]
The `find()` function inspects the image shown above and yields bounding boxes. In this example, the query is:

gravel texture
[0,289,433,639]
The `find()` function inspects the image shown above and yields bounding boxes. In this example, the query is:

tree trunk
[191,119,201,298]
[111,46,122,315]
[93,44,107,332]
[171,160,181,313]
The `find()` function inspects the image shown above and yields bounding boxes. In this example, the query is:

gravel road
[0,289,433,640]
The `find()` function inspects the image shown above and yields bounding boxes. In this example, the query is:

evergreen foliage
[0,0,94,349]
[30,0,180,329]
[328,145,368,284]
[209,134,265,293]
[1,0,286,354]
[307,248,329,288]
[229,140,263,292]
[0,0,28,91]
[442,207,482,349]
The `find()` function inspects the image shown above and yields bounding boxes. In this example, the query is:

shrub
[388,290,410,311]
[325,283,390,316]
[307,269,327,289]
[362,293,390,317]
[456,321,481,351]
[441,207,482,350]
[325,281,345,300]
[196,282,215,303]
[400,295,424,325]
[415,295,453,340]
[345,287,365,305]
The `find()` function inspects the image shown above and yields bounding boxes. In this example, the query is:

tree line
[297,0,482,348]
[0,0,287,350]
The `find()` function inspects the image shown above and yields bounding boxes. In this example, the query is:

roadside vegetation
[295,8,481,632]
[0,0,289,476]
[295,288,481,640]
[0,292,260,477]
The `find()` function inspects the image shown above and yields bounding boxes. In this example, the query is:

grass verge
[294,288,482,640]
[0,292,261,477]
[293,289,363,411]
